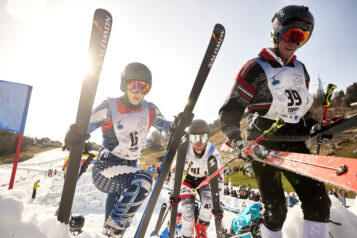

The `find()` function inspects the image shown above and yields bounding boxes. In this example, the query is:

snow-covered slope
[0,148,356,237]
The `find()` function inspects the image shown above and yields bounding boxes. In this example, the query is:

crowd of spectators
[224,165,254,177]
[224,184,261,202]
[223,183,303,208]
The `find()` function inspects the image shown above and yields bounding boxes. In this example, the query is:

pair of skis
[135,23,226,238]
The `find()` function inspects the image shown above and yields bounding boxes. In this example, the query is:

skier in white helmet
[170,119,224,238]
[219,5,332,238]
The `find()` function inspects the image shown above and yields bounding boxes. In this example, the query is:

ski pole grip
[322,84,337,107]
[262,117,285,139]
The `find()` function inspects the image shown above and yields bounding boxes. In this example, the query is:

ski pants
[252,141,331,232]
[180,181,223,237]
[32,189,37,199]
[105,192,120,222]
[92,149,152,227]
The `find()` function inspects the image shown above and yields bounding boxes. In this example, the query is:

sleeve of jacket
[219,59,261,143]
[148,102,173,137]
[301,62,318,129]
[88,99,110,133]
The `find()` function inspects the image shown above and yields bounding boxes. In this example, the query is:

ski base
[253,150,357,192]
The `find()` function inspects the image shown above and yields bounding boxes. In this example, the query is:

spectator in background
[286,192,299,208]
[32,180,40,199]
[253,191,261,202]
[338,189,346,207]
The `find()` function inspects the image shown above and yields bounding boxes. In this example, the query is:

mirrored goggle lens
[281,28,310,46]
[189,134,208,143]
[127,80,151,94]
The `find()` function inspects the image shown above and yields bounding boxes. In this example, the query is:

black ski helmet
[120,62,152,93]
[188,119,210,135]
[271,5,314,46]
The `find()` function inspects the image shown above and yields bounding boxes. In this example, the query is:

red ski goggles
[281,27,311,46]
[127,80,151,94]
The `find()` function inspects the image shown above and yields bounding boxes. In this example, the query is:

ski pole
[192,118,284,193]
[317,83,337,154]
[182,161,193,183]
[204,171,211,190]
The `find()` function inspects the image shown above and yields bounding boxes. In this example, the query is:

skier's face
[278,39,299,62]
[192,141,207,155]
[176,214,182,226]
[127,88,145,105]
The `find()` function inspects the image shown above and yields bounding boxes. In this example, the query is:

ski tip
[214,23,225,31]
[94,8,112,17]
[212,24,225,43]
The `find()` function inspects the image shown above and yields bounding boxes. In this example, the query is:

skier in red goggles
[219,5,331,238]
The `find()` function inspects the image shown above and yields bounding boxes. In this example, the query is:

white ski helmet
[120,62,152,93]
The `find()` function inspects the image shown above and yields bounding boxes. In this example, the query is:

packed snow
[1,148,357,238]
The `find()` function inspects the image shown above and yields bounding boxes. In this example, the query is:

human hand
[64,124,90,149]
[231,140,252,162]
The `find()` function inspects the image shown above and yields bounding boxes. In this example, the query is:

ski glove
[64,124,90,150]
[311,124,333,143]
[231,140,252,162]
[170,112,194,134]
[317,133,333,144]
[175,112,194,127]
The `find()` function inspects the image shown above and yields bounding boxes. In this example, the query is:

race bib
[255,58,313,123]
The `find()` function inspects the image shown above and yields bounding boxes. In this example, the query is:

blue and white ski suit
[88,96,172,228]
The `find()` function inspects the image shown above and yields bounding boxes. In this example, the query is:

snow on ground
[0,148,357,237]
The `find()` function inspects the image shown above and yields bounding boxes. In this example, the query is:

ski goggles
[127,80,151,94]
[189,133,209,144]
[281,27,311,46]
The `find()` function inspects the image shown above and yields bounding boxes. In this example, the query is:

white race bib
[254,58,313,123]
[108,98,150,160]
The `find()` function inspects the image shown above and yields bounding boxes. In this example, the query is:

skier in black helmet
[64,62,174,237]
[219,5,331,238]
[170,119,224,238]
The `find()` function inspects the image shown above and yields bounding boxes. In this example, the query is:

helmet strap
[120,94,142,111]
[274,43,281,58]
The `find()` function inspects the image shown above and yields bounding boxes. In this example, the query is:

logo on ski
[209,158,216,167]
[93,15,112,67]
[208,29,225,68]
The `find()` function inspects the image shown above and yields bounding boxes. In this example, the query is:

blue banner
[0,80,32,134]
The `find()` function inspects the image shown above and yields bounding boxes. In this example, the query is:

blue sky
[0,0,356,143]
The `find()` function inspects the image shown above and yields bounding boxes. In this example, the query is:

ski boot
[195,220,209,238]
[105,217,125,238]
[69,215,85,235]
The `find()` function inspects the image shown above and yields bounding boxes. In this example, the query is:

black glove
[169,194,179,206]
[317,133,333,144]
[63,124,90,150]
[231,140,252,162]
[171,112,194,134]
[311,124,333,143]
